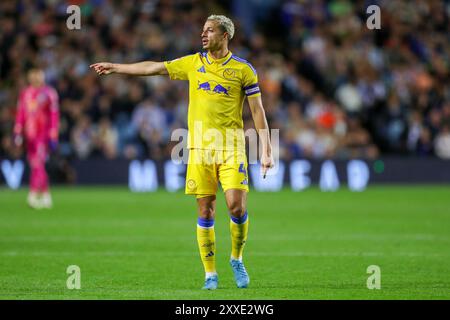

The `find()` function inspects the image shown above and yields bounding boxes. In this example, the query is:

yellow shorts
[185,148,249,197]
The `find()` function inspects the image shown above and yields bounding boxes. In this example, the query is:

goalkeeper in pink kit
[13,68,60,209]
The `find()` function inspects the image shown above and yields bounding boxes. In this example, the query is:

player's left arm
[248,95,274,177]
[13,90,26,146]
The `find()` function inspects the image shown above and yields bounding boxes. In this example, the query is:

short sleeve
[164,54,196,80]
[242,64,261,97]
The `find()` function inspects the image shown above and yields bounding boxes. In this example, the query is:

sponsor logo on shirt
[197,80,230,96]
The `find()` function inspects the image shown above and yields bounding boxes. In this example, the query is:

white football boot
[27,192,42,209]
[41,192,53,209]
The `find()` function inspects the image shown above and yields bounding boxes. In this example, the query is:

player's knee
[228,203,246,218]
[199,206,215,219]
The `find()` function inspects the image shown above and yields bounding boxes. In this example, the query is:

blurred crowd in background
[1,0,450,166]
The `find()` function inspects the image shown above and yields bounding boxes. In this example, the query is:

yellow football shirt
[164,51,261,151]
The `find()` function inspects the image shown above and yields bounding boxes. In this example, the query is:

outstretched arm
[248,95,274,178]
[90,61,168,76]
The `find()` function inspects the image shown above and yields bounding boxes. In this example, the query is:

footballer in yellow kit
[163,50,259,196]
[90,15,274,290]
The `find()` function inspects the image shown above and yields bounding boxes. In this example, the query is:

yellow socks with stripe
[230,211,249,261]
[197,217,216,277]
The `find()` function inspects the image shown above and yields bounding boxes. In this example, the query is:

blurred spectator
[71,115,94,159]
[336,77,363,114]
[93,117,118,159]
[435,125,450,160]
[416,127,434,156]
[129,97,168,159]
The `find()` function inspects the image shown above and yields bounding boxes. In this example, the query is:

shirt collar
[206,51,232,65]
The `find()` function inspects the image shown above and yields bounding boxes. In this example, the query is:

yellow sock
[230,211,249,260]
[197,218,216,274]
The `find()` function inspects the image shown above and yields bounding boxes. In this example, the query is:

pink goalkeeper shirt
[14,85,59,143]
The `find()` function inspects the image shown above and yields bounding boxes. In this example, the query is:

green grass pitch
[0,186,449,299]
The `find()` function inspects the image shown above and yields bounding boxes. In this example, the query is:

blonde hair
[207,14,235,40]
